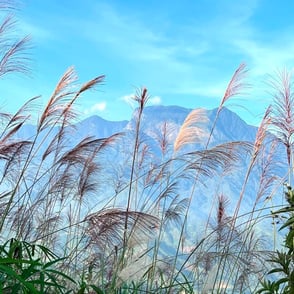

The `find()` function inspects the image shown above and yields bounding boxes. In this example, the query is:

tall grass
[0,67,290,293]
[4,66,286,293]
[0,3,292,293]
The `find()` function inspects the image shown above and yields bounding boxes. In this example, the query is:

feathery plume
[269,69,294,166]
[86,208,158,250]
[174,108,209,152]
[0,35,31,76]
[0,11,31,77]
[164,195,189,226]
[253,106,271,162]
[217,194,229,227]
[76,75,105,96]
[38,67,77,131]
[184,141,252,179]
[220,63,248,110]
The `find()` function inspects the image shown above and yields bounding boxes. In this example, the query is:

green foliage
[256,279,280,294]
[257,186,294,294]
[1,3,294,292]
[0,238,73,293]
[0,238,106,293]
[0,63,266,293]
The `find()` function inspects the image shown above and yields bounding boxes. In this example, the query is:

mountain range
[17,105,286,247]
[75,105,257,143]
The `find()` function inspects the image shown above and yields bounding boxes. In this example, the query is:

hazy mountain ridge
[207,107,257,143]
[74,105,284,207]
[76,106,258,145]
[16,105,286,239]
[74,115,128,138]
[16,105,257,144]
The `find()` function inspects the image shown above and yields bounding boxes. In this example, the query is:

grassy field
[0,2,293,293]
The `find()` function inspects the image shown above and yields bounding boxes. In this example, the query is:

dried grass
[174,108,209,152]
[0,31,288,292]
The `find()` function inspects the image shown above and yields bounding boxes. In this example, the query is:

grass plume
[0,11,291,291]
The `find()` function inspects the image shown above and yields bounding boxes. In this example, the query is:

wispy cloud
[65,2,206,77]
[120,93,162,107]
[120,93,136,108]
[148,96,162,105]
[233,38,294,76]
[14,0,294,125]
[33,1,261,94]
[84,102,107,115]
[20,21,56,42]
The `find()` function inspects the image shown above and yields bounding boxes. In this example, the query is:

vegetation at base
[257,185,294,294]
[1,1,294,293]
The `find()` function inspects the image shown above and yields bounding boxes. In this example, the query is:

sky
[0,0,293,125]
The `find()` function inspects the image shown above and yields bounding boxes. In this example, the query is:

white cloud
[232,38,294,77]
[76,3,206,75]
[22,0,288,124]
[121,93,162,106]
[93,102,106,111]
[149,96,162,105]
[120,93,136,108]
[49,2,260,98]
[173,83,225,98]
[84,102,107,115]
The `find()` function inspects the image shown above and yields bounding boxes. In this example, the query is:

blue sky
[0,0,293,125]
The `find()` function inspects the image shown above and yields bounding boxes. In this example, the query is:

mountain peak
[207,107,256,142]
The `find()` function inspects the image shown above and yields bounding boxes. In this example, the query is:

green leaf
[275,277,289,287]
[89,285,105,294]
[0,257,37,265]
[286,230,294,248]
[0,264,39,293]
[268,268,286,274]
[45,268,76,284]
[279,217,294,231]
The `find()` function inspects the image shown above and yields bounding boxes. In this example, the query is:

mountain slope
[16,105,285,230]
[74,115,128,138]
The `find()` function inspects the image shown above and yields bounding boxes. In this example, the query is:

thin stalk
[122,88,148,262]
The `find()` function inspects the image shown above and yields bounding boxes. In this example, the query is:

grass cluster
[0,2,294,293]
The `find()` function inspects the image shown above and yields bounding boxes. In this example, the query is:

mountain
[207,107,257,143]
[16,105,257,145]
[74,115,128,138]
[15,105,285,246]
[75,106,257,144]
[6,104,286,291]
